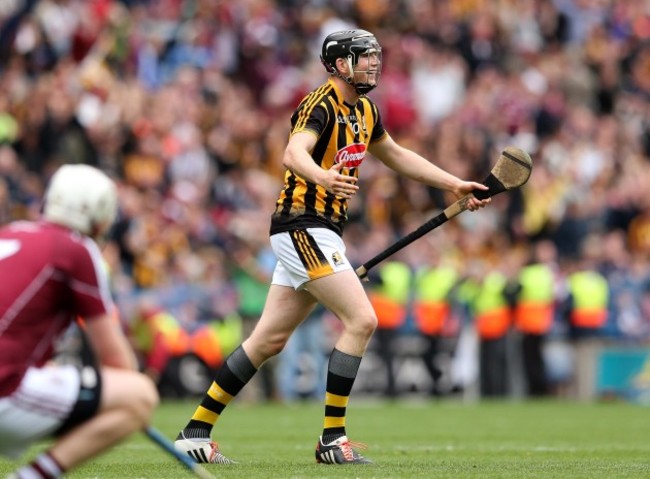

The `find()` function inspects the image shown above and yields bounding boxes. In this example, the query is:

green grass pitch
[1,399,649,478]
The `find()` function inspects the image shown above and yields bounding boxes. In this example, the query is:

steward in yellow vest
[412,262,460,396]
[561,265,610,401]
[471,271,513,397]
[514,262,556,396]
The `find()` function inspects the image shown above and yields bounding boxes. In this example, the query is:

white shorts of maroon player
[0,364,98,458]
[270,227,352,290]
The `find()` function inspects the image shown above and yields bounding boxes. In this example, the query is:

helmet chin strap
[338,57,376,95]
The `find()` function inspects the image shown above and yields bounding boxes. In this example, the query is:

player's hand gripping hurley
[356,146,533,279]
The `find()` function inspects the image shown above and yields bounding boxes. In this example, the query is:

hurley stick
[356,146,533,279]
[145,427,217,479]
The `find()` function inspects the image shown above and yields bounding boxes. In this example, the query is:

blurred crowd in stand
[1,0,650,401]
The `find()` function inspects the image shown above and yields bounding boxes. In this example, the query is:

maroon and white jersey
[0,221,113,397]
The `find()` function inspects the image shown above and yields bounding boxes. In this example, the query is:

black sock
[181,346,257,438]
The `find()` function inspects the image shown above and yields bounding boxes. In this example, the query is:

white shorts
[0,364,98,459]
[270,228,352,290]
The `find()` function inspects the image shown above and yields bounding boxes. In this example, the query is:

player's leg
[265,227,376,463]
[2,365,157,478]
[306,269,377,464]
[46,368,158,470]
[242,286,317,364]
[176,284,316,463]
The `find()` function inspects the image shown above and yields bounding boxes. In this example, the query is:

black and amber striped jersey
[270,78,387,237]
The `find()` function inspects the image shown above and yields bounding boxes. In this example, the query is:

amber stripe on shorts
[289,230,334,279]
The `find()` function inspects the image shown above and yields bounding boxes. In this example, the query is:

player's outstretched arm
[369,134,489,210]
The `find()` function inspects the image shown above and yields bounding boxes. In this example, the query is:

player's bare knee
[142,374,159,411]
[261,333,289,358]
[361,312,378,337]
[346,311,377,339]
[128,374,159,424]
[248,330,290,359]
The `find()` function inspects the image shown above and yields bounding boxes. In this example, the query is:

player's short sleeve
[291,101,329,138]
[370,102,387,143]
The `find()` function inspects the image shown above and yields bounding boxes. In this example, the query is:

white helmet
[43,164,118,237]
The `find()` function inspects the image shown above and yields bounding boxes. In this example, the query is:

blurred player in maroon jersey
[0,164,158,479]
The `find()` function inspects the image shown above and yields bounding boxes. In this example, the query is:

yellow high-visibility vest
[515,263,555,334]
[472,272,512,339]
[368,261,411,329]
[567,270,609,328]
[412,265,458,335]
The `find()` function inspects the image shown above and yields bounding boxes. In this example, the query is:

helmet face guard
[321,30,382,95]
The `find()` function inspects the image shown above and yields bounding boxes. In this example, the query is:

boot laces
[339,439,367,461]
[208,441,231,464]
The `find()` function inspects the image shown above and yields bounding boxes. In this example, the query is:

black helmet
[320,29,382,94]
